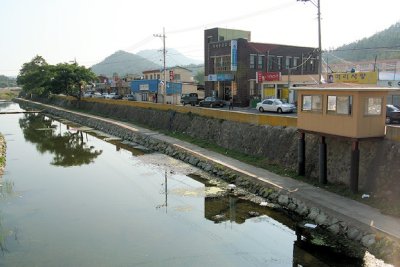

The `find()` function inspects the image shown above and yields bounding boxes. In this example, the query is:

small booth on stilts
[292,83,397,193]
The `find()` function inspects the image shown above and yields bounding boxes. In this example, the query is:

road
[182,103,298,117]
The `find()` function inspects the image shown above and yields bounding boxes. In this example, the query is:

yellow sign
[333,71,378,84]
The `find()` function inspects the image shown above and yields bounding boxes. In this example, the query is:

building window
[157,74,160,79]
[267,55,275,71]
[293,57,299,69]
[327,95,352,115]
[365,97,382,115]
[250,54,256,69]
[174,74,181,81]
[286,56,292,69]
[277,56,283,70]
[308,58,316,72]
[302,95,322,112]
[258,55,264,69]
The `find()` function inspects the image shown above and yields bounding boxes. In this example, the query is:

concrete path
[152,131,400,240]
[21,99,400,241]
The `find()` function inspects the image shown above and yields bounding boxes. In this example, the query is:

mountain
[137,48,203,67]
[326,22,400,63]
[90,50,161,77]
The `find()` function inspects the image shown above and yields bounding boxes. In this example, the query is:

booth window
[365,97,382,115]
[302,95,322,112]
[327,95,352,115]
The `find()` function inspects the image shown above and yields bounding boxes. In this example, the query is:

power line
[325,45,400,52]
[168,1,295,35]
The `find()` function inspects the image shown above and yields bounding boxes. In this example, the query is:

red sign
[257,72,263,83]
[169,70,174,81]
[256,72,281,82]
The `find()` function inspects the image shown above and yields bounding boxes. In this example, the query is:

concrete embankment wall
[0,134,5,177]
[27,96,400,198]
[14,97,400,264]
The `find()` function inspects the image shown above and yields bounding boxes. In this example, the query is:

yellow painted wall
[263,88,275,98]
[81,97,297,128]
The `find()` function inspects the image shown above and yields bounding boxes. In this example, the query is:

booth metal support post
[319,136,327,184]
[350,140,360,193]
[298,132,305,176]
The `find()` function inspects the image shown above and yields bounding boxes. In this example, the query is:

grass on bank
[0,88,21,101]
[166,131,400,218]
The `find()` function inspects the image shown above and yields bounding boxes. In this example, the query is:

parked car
[105,92,122,99]
[92,92,105,98]
[199,97,225,108]
[256,98,296,113]
[122,94,135,101]
[386,104,400,124]
[103,93,112,99]
[180,93,202,106]
[83,91,94,98]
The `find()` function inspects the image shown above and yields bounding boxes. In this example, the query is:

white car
[92,92,105,98]
[256,98,296,113]
[83,91,94,98]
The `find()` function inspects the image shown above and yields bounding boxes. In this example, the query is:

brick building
[204,27,319,106]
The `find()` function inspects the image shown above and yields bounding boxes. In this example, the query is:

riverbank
[0,133,5,177]
[0,88,21,101]
[14,98,400,265]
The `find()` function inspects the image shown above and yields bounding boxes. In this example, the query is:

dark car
[386,104,400,124]
[122,94,135,101]
[199,97,225,108]
[180,93,201,106]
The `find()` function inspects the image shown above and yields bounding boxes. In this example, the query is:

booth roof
[290,83,399,91]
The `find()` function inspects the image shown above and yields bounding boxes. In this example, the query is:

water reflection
[0,179,15,253]
[19,114,102,166]
[0,101,12,110]
[0,103,390,266]
[0,100,24,113]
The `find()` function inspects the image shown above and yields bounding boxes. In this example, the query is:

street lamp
[298,0,322,84]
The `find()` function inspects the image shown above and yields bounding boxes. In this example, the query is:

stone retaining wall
[0,134,5,177]
[32,96,400,198]
[15,98,400,265]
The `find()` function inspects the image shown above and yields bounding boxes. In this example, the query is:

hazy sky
[1,0,399,76]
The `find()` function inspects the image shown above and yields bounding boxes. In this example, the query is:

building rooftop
[291,83,399,91]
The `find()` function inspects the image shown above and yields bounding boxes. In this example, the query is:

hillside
[90,50,161,77]
[137,48,203,67]
[326,22,400,63]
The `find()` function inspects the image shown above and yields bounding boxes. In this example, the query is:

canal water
[0,101,388,266]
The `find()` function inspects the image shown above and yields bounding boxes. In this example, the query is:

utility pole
[298,0,322,84]
[154,28,167,103]
[317,0,322,84]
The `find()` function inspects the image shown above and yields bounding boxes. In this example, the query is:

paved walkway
[22,99,400,241]
[151,130,400,240]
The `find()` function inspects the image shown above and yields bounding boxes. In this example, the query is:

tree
[194,69,205,84]
[0,75,17,88]
[17,55,52,96]
[49,63,97,99]
[17,55,97,99]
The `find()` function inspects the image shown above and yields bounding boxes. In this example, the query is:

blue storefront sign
[166,82,182,95]
[208,74,234,82]
[131,80,159,93]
